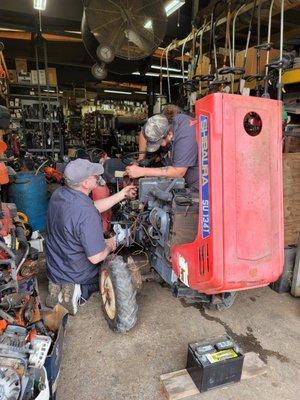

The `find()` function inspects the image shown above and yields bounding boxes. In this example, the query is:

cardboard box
[31,69,49,85]
[67,148,77,158]
[47,68,57,86]
[38,69,47,85]
[8,69,17,83]
[15,58,27,73]
[17,72,31,84]
[44,311,68,400]
[235,47,280,76]
[31,70,39,85]
[195,55,210,76]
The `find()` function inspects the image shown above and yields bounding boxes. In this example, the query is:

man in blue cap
[45,158,136,315]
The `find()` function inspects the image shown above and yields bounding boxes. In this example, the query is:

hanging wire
[159,47,166,96]
[242,0,258,72]
[232,3,247,68]
[181,35,190,82]
[263,0,275,97]
[277,0,285,100]
[165,42,173,102]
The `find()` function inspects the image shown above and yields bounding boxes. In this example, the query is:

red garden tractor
[93,93,284,333]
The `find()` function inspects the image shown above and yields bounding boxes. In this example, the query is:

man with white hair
[45,158,136,315]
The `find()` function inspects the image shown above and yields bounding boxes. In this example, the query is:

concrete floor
[38,269,300,400]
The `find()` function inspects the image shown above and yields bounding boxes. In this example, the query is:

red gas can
[171,93,283,294]
[92,185,112,233]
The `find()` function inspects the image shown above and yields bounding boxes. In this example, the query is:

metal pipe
[159,47,166,96]
[277,0,285,100]
[166,43,172,103]
[262,0,275,97]
[232,3,247,67]
[255,0,262,96]
[243,0,258,71]
[181,35,189,82]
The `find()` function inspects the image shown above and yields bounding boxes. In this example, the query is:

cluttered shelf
[25,119,60,123]
[8,93,62,99]
[9,82,58,88]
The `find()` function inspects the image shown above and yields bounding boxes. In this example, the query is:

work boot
[45,282,62,308]
[60,283,82,315]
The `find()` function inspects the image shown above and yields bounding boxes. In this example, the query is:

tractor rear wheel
[100,255,138,333]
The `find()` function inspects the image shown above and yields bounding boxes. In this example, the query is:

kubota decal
[200,115,210,238]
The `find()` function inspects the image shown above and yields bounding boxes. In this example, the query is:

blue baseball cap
[64,158,104,185]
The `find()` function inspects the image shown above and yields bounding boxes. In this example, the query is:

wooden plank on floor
[160,352,268,400]
[160,369,198,400]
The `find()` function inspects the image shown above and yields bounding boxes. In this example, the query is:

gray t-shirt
[171,114,199,189]
[45,187,105,284]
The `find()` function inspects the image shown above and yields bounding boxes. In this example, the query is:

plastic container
[8,172,48,231]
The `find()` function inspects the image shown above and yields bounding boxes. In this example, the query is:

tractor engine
[112,177,199,286]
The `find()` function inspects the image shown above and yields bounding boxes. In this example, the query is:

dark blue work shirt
[171,114,199,189]
[45,187,106,284]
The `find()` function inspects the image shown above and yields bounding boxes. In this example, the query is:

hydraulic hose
[15,225,30,275]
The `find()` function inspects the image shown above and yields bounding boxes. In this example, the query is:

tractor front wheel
[208,292,237,311]
[100,255,138,333]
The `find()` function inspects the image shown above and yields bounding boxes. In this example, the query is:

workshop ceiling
[0,0,299,89]
[0,0,193,88]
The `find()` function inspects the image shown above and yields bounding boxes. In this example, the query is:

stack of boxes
[8,58,57,86]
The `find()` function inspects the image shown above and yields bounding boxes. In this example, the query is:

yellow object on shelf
[282,68,300,85]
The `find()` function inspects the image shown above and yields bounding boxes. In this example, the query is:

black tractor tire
[208,292,237,311]
[100,255,138,333]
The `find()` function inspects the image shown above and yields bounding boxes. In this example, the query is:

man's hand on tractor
[125,164,145,179]
[120,184,137,199]
[105,236,116,253]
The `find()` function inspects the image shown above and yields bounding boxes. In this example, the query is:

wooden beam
[271,26,300,44]
[99,80,147,91]
[0,31,82,42]
[161,0,300,55]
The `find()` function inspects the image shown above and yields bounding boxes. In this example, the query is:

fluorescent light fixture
[165,0,185,17]
[167,74,187,78]
[151,65,181,72]
[104,90,132,95]
[33,0,47,11]
[134,91,148,95]
[65,30,82,35]
[132,71,187,79]
[144,20,153,30]
[42,89,55,93]
[146,72,187,78]
[0,28,25,32]
[145,72,160,77]
[151,64,189,73]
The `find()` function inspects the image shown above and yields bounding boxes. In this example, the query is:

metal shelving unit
[8,82,64,157]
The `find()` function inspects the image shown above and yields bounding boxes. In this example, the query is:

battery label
[200,115,210,239]
[206,349,238,364]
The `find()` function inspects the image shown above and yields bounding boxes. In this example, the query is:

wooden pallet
[160,352,268,400]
